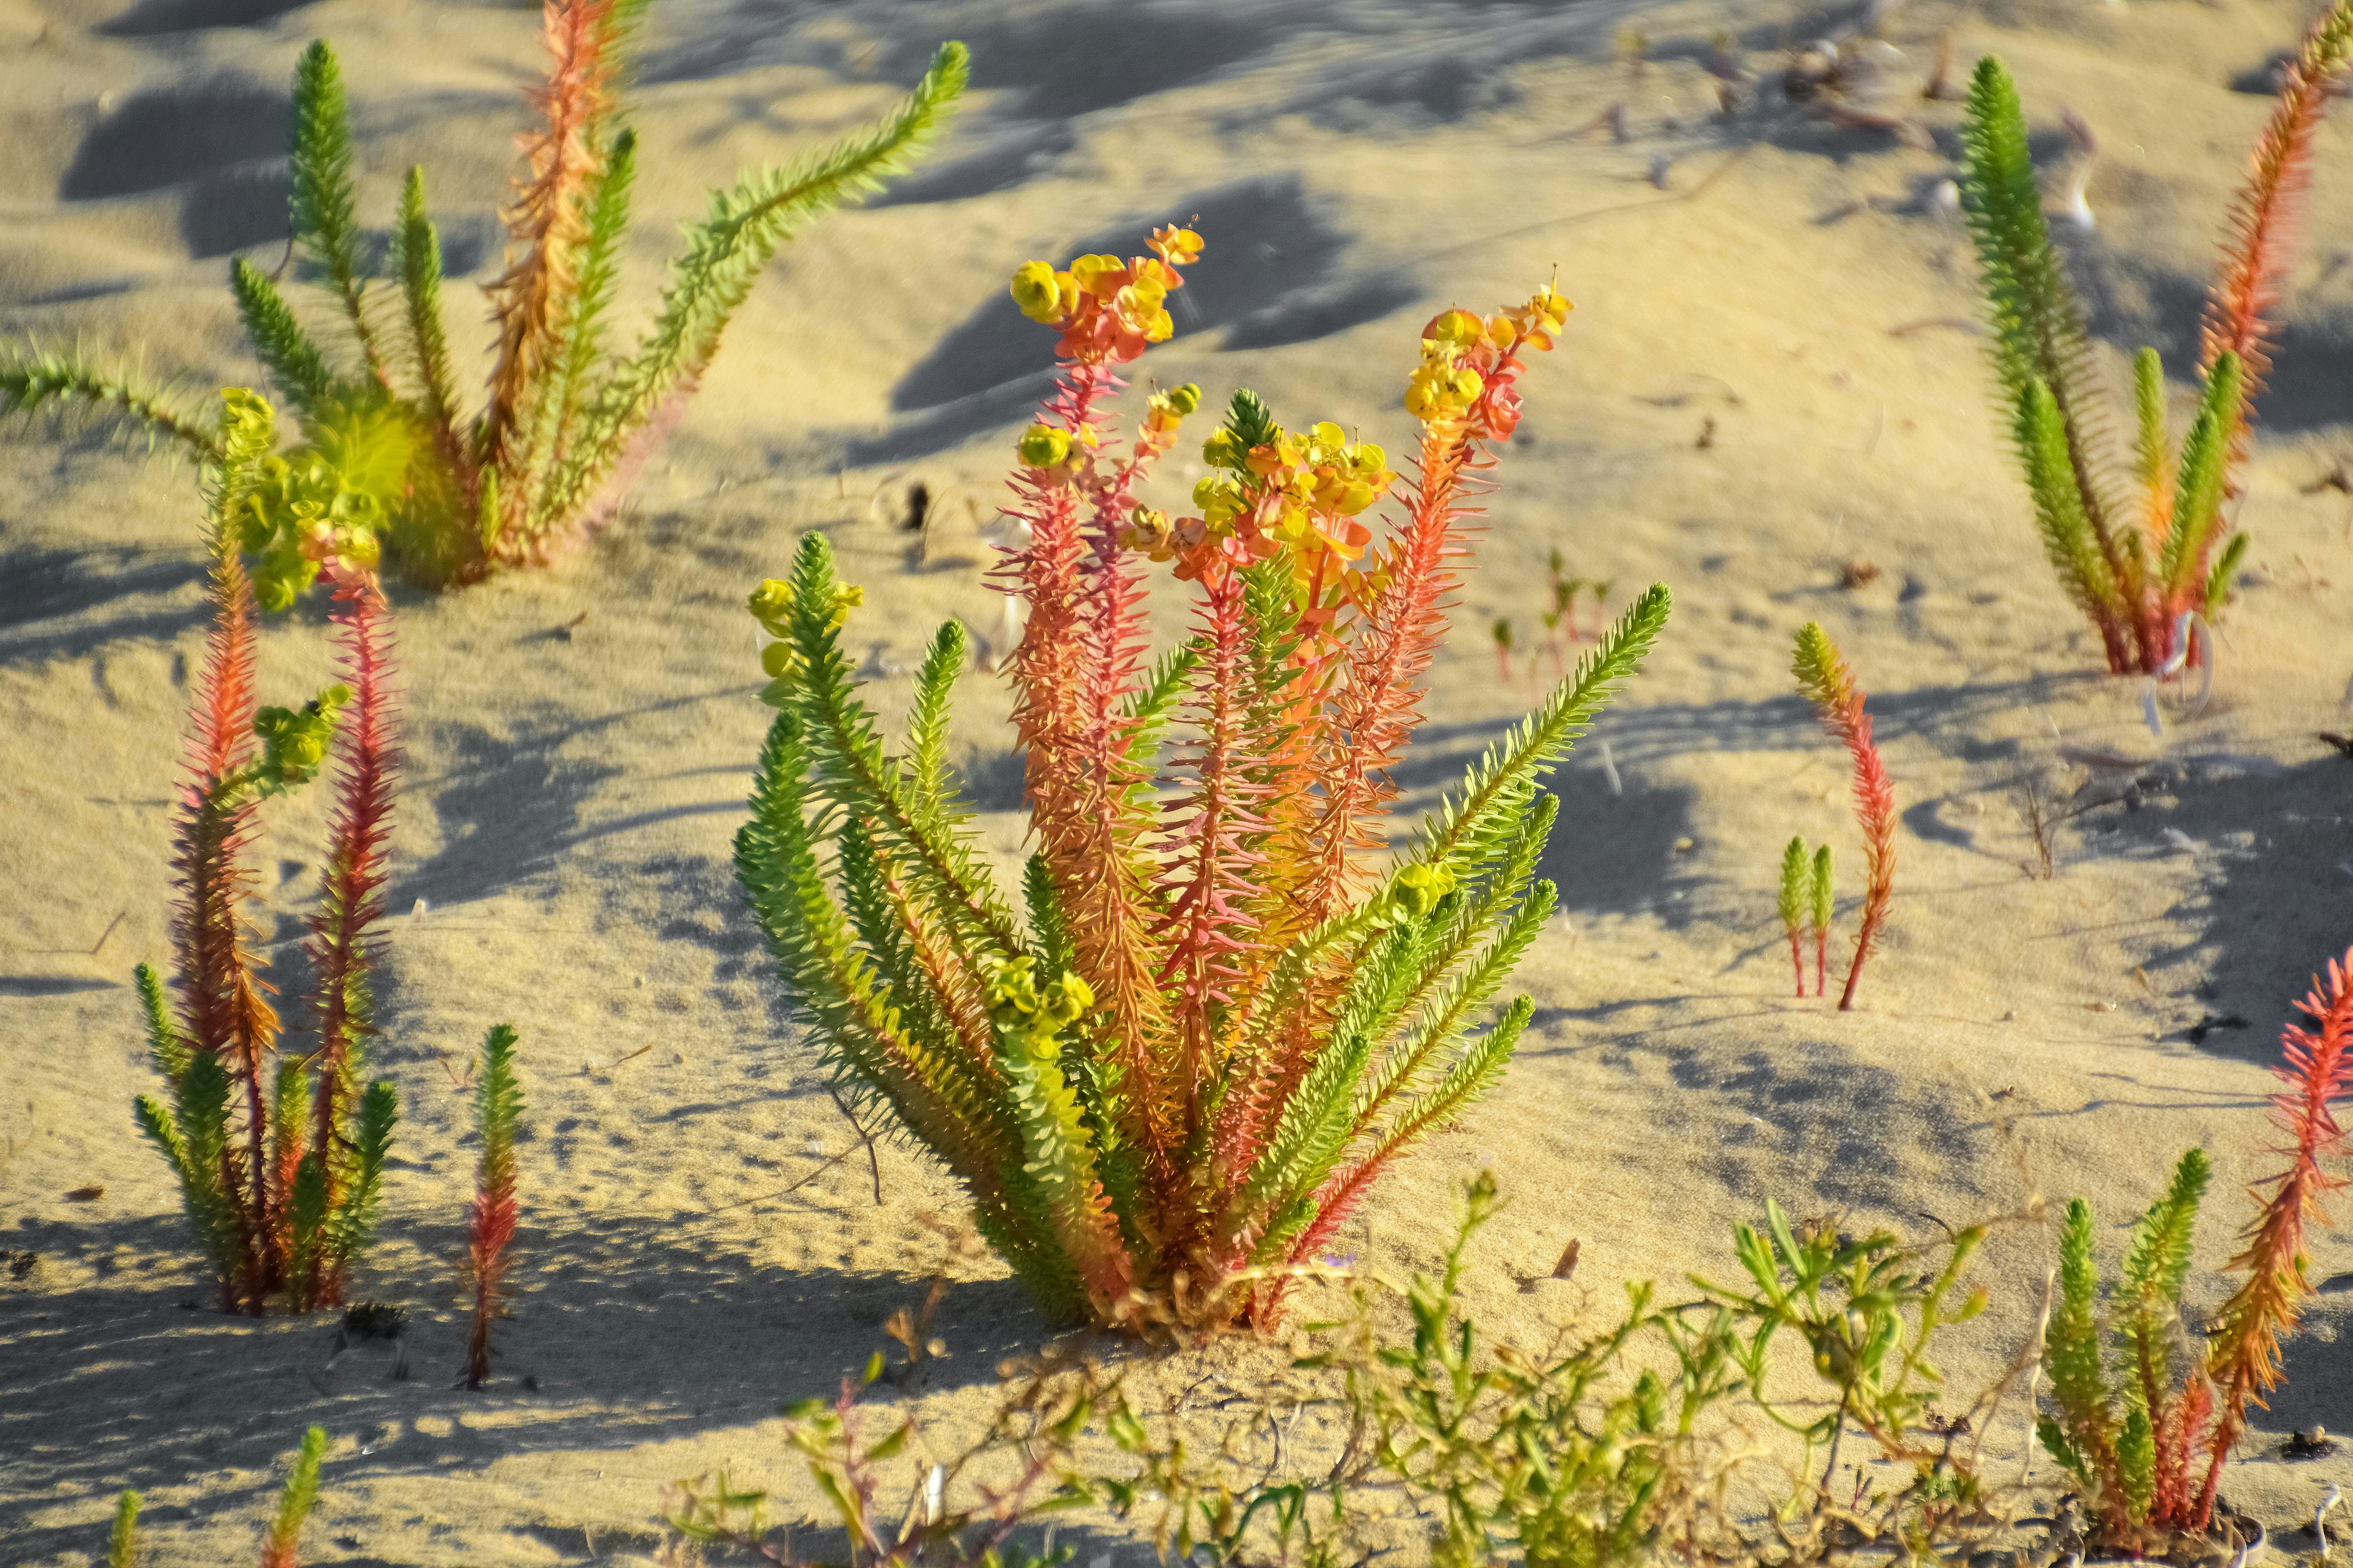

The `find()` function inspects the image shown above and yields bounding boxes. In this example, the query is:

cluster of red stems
[134,394,401,1315]
[1005,235,1580,1318]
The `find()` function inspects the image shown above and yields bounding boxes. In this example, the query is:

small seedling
[1776,838,1839,997]
[1793,624,1894,1011]
[465,1024,523,1390]
[109,1490,137,1568]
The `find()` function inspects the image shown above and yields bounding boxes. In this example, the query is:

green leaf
[390,165,459,434]
[232,257,334,422]
[2016,378,2115,617]
[0,340,221,460]
[1958,55,2120,545]
[565,42,968,519]
[263,1427,330,1563]
[1776,837,1807,933]
[2161,353,2243,594]
[2132,346,2169,491]
[1415,584,1669,872]
[2203,530,2250,616]
[134,962,188,1081]
[289,41,384,381]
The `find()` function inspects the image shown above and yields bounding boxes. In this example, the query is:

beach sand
[5,0,2353,1560]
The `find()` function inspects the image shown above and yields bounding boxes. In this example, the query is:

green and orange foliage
[1792,625,1892,1012]
[1957,5,2353,675]
[734,228,1671,1331]
[106,1428,328,1568]
[133,390,400,1316]
[1,19,967,590]
[2199,946,2353,1518]
[2038,951,2353,1548]
[465,1024,525,1390]
[665,1174,2006,1568]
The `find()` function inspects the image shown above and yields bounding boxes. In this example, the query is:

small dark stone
[521,1374,540,1391]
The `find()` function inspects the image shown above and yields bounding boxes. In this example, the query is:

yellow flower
[1018,423,1073,469]
[1010,261,1065,324]
[827,583,863,632]
[748,577,796,637]
[1192,475,1246,528]
[1422,308,1486,355]
[1202,428,1245,470]
[1121,506,1177,560]
[1404,360,1484,421]
[761,640,802,679]
[1070,254,1126,296]
[1149,225,1203,265]
[1110,276,1170,341]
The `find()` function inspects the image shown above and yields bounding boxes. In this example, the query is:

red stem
[303,565,399,1306]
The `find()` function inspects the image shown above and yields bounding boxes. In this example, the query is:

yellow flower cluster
[1372,861,1459,926]
[749,575,863,696]
[1186,419,1395,570]
[1401,283,1572,428]
[983,955,1096,1057]
[1007,226,1203,366]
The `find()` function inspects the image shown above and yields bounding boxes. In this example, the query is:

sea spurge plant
[464,1024,524,1390]
[1,21,967,589]
[1793,624,1894,1011]
[735,237,1668,1328]
[2040,952,2353,1549]
[1957,10,2353,673]
[2037,1150,2214,1547]
[2197,947,2353,1519]
[104,1430,331,1568]
[133,388,400,1316]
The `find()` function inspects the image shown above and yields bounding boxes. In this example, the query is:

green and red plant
[2198,946,2353,1516]
[1792,624,1893,1011]
[133,389,400,1315]
[2035,948,2353,1548]
[464,1023,524,1390]
[1956,5,2353,674]
[2,12,966,589]
[734,229,1669,1330]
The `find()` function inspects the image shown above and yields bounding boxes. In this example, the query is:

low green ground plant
[664,1172,2011,1568]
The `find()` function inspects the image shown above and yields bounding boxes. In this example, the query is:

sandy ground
[5,0,2353,1561]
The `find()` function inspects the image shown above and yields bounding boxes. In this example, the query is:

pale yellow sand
[6,0,2353,1560]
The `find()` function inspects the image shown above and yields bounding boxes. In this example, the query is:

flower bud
[1011,260,1065,324]
[1166,383,1202,415]
[1018,423,1073,469]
